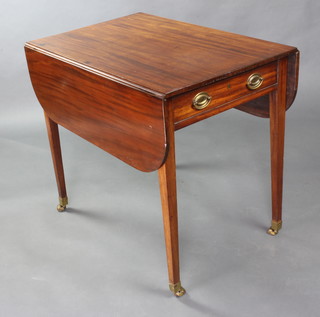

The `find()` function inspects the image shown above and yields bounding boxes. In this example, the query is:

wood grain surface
[25,13,300,295]
[270,58,288,223]
[25,48,167,172]
[235,51,299,118]
[173,62,277,129]
[44,113,67,199]
[25,12,297,98]
[158,101,181,286]
[25,13,299,172]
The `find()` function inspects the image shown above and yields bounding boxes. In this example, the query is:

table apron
[174,85,277,130]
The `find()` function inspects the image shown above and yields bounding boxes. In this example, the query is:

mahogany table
[25,13,299,296]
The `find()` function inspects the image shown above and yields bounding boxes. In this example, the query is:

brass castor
[57,196,68,212]
[169,282,186,297]
[57,204,66,212]
[267,220,282,236]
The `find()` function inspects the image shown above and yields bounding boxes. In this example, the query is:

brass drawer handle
[192,92,212,110]
[247,73,264,90]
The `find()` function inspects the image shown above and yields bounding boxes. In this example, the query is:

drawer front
[172,62,277,124]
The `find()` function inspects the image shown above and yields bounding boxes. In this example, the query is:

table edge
[25,42,298,100]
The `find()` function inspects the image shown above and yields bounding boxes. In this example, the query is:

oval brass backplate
[192,92,212,110]
[247,73,264,90]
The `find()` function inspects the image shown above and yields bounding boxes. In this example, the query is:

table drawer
[172,62,277,125]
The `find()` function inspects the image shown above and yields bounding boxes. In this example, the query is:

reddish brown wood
[25,13,300,295]
[158,101,181,286]
[269,58,288,223]
[286,51,300,110]
[235,51,299,118]
[25,12,297,98]
[44,113,67,199]
[25,48,166,172]
[25,13,298,172]
[175,87,277,131]
[173,62,277,129]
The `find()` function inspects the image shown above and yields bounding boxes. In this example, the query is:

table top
[26,13,297,98]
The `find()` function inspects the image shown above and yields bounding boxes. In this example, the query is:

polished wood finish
[236,51,299,118]
[158,102,180,286]
[173,62,277,129]
[44,113,67,200]
[25,13,299,295]
[270,58,288,223]
[25,12,297,98]
[25,12,299,172]
[25,48,166,172]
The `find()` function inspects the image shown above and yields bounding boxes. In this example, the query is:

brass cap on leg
[57,196,68,212]
[267,220,282,236]
[169,282,186,297]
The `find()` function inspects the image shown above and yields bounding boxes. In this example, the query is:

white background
[1,1,320,316]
